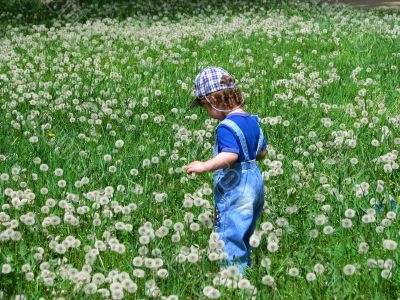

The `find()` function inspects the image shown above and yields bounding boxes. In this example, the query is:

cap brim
[189,97,200,109]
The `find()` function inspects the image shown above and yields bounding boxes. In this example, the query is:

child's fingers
[187,167,198,175]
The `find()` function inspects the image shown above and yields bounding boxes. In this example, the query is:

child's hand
[185,161,208,174]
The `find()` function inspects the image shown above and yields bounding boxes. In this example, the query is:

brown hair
[197,75,244,111]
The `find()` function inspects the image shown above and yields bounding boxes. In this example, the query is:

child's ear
[220,75,234,85]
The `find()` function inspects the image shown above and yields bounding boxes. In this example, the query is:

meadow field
[0,0,399,299]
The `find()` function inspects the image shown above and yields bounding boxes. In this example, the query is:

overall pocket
[214,174,229,205]
[214,169,243,205]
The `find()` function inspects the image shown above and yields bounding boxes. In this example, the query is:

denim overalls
[213,115,265,275]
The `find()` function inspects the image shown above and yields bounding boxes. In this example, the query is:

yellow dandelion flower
[48,132,56,137]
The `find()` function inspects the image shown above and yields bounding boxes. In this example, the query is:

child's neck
[225,108,246,116]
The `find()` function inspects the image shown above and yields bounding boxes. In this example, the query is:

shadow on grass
[0,0,285,34]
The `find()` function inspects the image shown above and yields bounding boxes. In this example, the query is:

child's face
[204,105,226,120]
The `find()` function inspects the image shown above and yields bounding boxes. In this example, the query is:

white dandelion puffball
[386,211,396,220]
[203,286,220,299]
[29,136,39,143]
[1,264,12,274]
[267,242,279,252]
[309,229,319,238]
[344,209,356,218]
[261,257,272,268]
[306,272,316,282]
[115,140,124,148]
[341,218,353,228]
[132,257,143,267]
[133,269,145,278]
[358,242,369,253]
[343,264,356,276]
[382,239,397,250]
[157,268,169,278]
[323,225,335,235]
[381,269,392,279]
[226,266,240,278]
[208,252,219,261]
[262,275,275,286]
[249,234,260,247]
[314,263,325,274]
[238,278,251,290]
[288,267,299,277]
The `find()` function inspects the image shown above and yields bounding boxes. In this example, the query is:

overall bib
[213,116,265,275]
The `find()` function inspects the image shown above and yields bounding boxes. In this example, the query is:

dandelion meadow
[0,0,399,299]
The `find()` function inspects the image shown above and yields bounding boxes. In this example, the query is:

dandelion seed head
[288,267,299,277]
[343,264,356,275]
[382,239,397,250]
[381,269,392,279]
[306,272,316,281]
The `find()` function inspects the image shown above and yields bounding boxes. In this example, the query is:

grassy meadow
[0,0,399,299]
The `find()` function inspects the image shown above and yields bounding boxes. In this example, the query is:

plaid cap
[190,66,236,108]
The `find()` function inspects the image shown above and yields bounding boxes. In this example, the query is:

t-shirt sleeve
[216,126,240,155]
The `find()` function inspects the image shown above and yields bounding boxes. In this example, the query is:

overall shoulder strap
[256,127,265,154]
[213,134,218,157]
[218,119,250,161]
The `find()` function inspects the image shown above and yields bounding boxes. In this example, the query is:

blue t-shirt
[216,112,267,162]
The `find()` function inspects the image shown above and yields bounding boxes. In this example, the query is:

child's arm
[185,152,238,174]
[256,133,267,161]
[256,150,267,161]
[205,152,239,171]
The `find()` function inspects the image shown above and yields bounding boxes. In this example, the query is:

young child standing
[185,66,267,276]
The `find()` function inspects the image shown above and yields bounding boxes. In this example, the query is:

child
[185,66,267,276]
